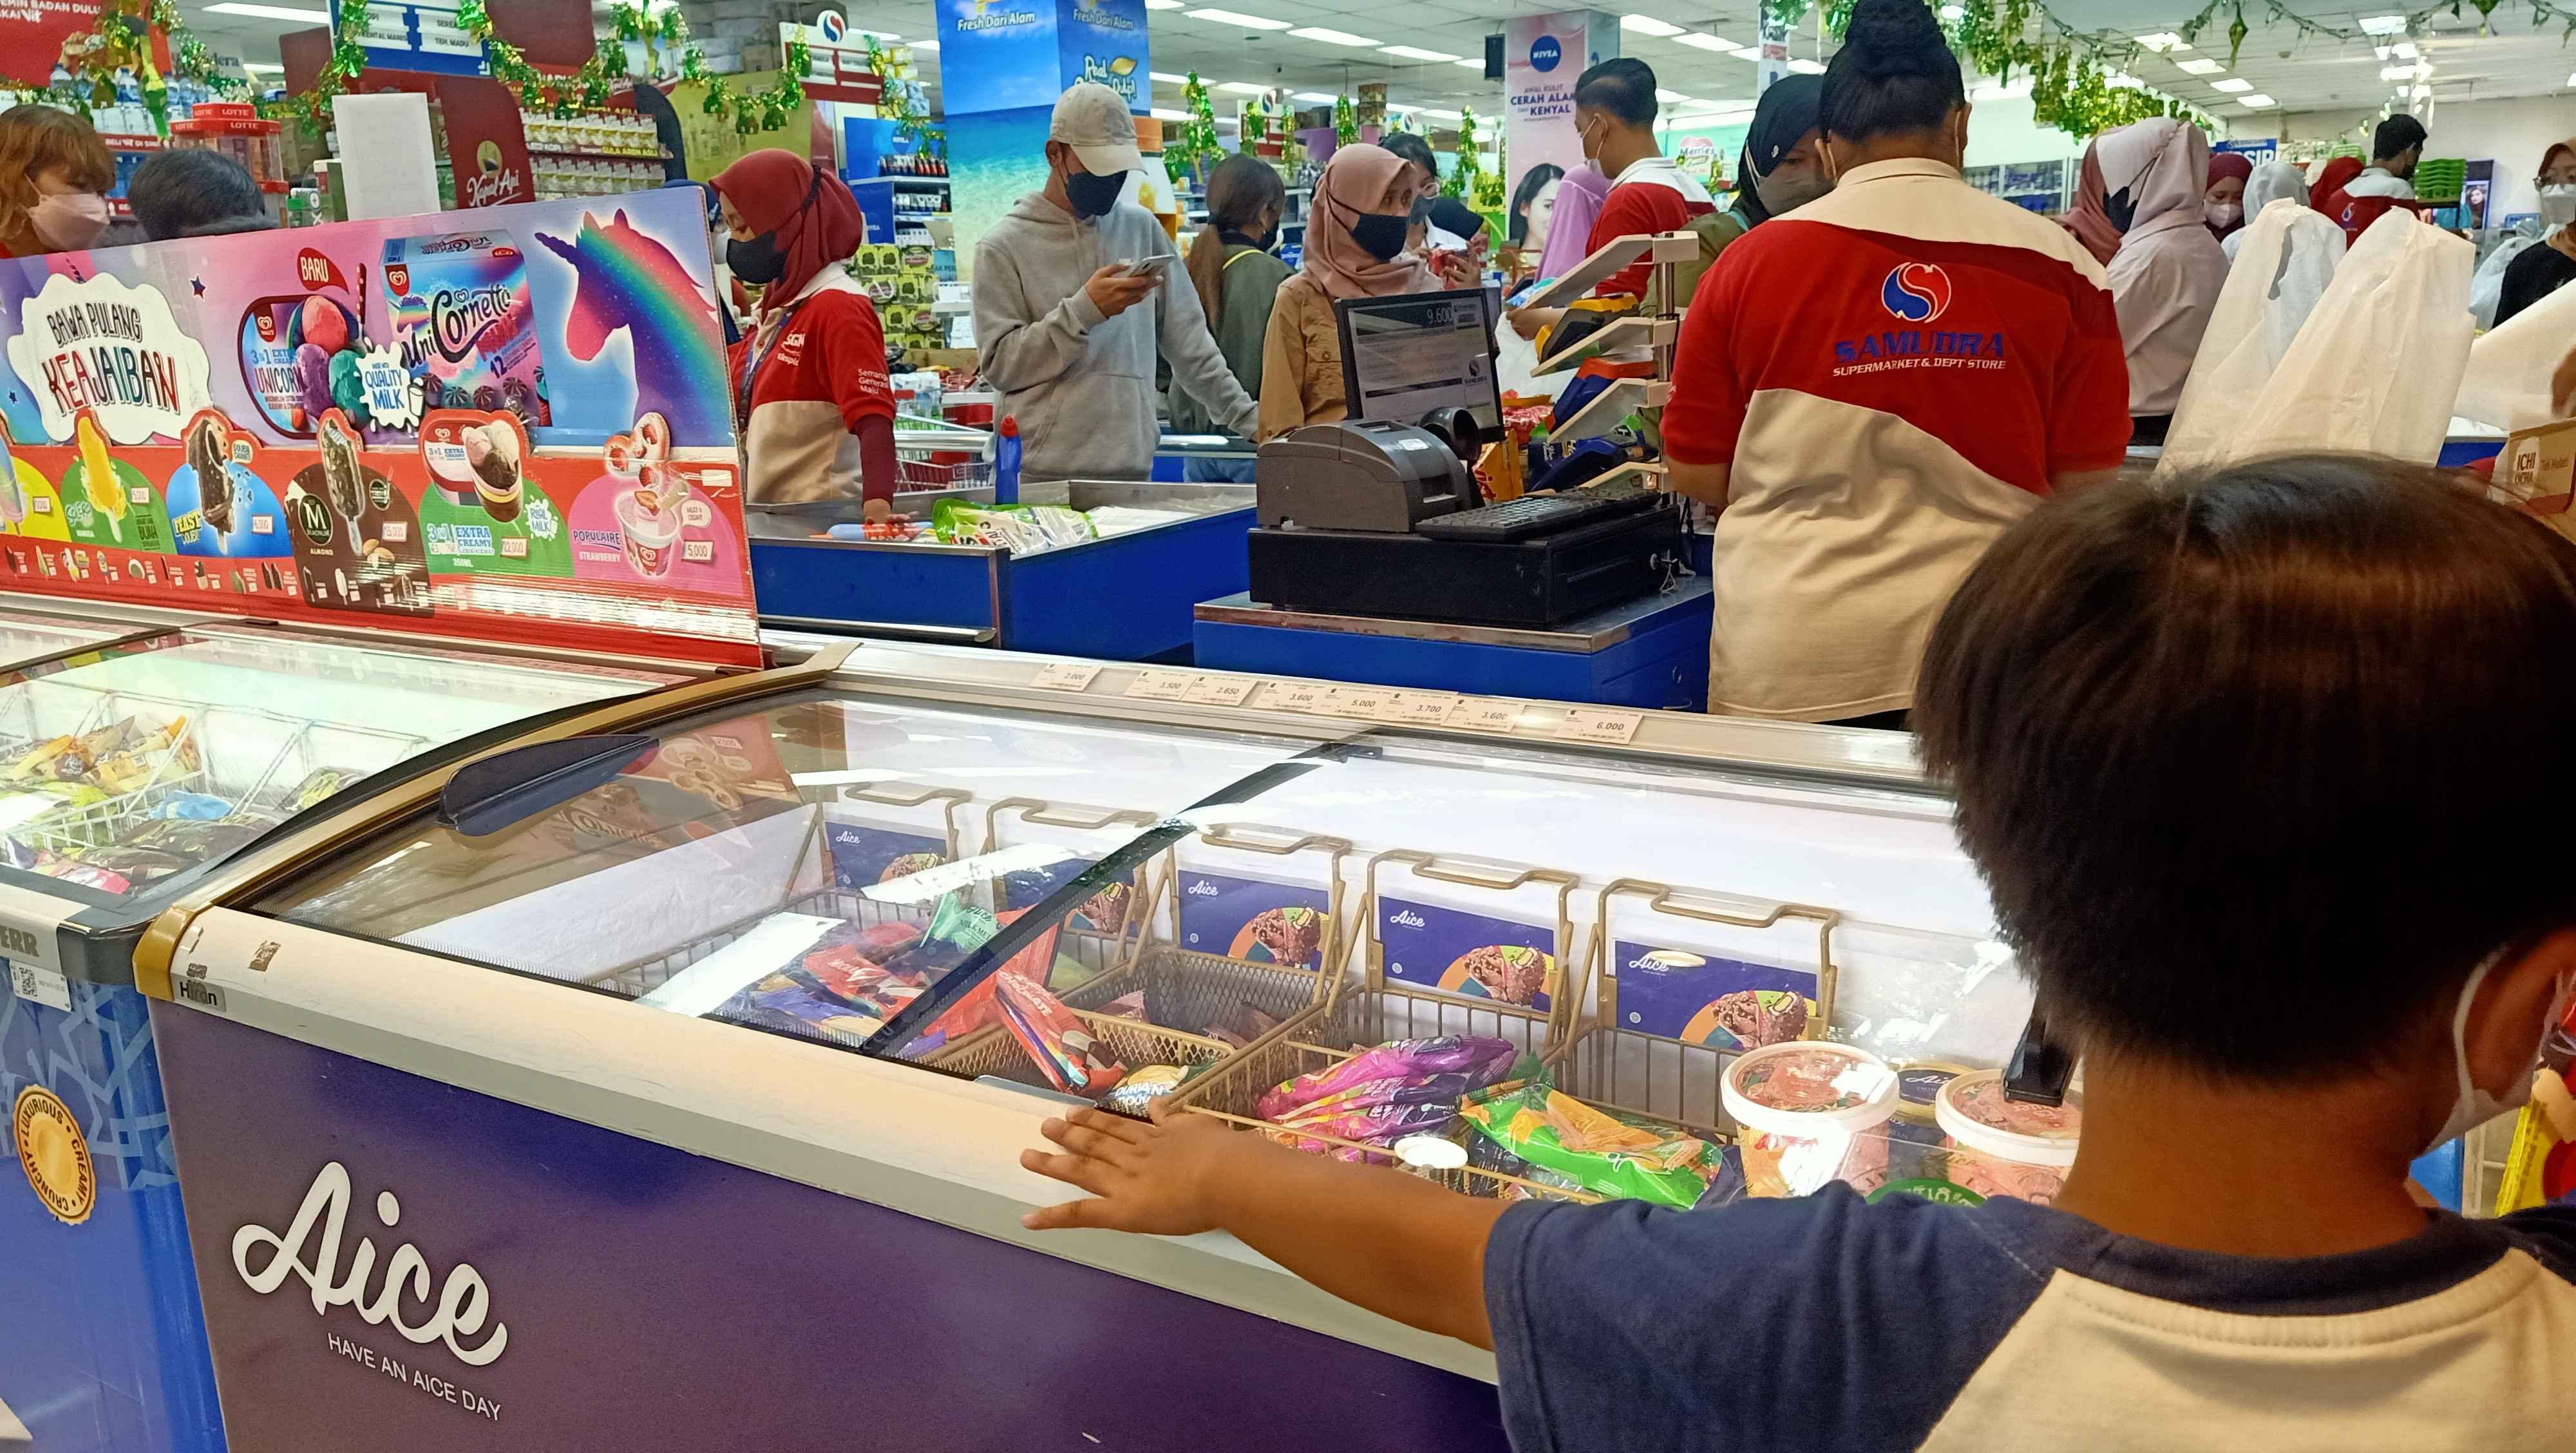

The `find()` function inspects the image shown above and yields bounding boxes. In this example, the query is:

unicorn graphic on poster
[534,209,731,442]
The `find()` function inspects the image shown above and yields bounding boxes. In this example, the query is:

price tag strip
[1029,662,1103,692]
[1124,670,1194,703]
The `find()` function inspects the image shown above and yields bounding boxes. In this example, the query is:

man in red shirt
[1574,58,1715,298]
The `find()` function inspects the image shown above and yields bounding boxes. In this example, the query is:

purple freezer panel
[152,1003,1507,1452]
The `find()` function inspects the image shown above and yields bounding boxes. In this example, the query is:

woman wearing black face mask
[709,149,901,520]
[1256,142,1437,439]
[1175,154,1291,479]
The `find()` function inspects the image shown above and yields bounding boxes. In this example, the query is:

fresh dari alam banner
[0,187,759,669]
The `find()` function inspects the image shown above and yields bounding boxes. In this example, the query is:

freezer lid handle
[437,734,661,838]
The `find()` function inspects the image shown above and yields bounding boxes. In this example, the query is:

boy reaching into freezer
[1019,452,2576,1450]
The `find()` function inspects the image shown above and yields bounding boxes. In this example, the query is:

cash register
[1245,289,1682,629]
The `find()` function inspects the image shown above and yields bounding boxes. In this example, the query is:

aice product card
[1615,940,1819,1050]
[822,819,947,890]
[1179,870,1331,969]
[999,854,1140,936]
[1380,897,1557,1011]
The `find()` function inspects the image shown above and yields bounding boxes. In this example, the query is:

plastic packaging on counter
[1256,1036,1519,1163]
[1459,1078,1730,1209]
[1721,1040,1900,1199]
[1935,1069,2082,1205]
[931,498,1095,553]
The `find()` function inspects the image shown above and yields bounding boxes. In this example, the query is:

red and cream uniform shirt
[1588,155,1717,299]
[1663,157,2132,721]
[729,268,896,506]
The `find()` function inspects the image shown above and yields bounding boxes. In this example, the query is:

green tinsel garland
[245,2,808,136]
[5,0,248,135]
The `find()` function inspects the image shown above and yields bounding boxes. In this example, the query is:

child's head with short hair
[1915,456,2576,1093]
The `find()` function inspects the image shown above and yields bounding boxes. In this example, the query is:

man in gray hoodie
[974,82,1258,482]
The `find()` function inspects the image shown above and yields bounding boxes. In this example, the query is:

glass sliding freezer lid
[0,625,677,903]
[0,607,125,670]
[258,689,1318,1068]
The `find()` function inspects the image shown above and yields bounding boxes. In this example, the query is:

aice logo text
[1388,910,1428,929]
[232,1161,509,1367]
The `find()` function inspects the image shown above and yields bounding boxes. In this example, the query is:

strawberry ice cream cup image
[614,482,685,578]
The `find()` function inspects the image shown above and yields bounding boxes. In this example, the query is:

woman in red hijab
[709,149,900,518]
[2204,151,2253,243]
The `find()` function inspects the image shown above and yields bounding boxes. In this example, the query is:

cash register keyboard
[1413,485,1663,543]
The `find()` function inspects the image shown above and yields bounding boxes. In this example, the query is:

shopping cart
[891,416,994,502]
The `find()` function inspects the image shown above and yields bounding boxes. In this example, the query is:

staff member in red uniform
[1660,0,2131,727]
[1574,57,1716,298]
[710,149,901,518]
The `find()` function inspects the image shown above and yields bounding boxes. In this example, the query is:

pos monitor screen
[1334,288,1502,435]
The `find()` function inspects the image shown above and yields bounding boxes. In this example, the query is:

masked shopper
[2495,141,2576,327]
[1174,153,1293,481]
[974,82,1255,482]
[2069,119,2229,446]
[0,104,113,259]
[710,149,900,516]
[1257,142,1439,439]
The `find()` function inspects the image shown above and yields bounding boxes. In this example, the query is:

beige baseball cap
[1050,81,1145,176]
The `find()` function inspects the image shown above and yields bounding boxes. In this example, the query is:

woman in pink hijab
[2073,118,2229,444]
[1535,163,1614,282]
[1256,142,1439,438]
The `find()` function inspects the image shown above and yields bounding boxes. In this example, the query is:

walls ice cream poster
[0,189,758,667]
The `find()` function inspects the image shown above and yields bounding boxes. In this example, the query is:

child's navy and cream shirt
[1487,1188,2576,1450]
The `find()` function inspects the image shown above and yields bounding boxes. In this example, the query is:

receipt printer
[1256,419,1472,533]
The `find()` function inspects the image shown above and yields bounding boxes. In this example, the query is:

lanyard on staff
[735,299,811,430]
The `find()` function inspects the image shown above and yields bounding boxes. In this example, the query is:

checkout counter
[1195,282,1710,708]
[746,420,1262,660]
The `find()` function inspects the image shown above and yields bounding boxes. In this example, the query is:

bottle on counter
[994,415,1021,504]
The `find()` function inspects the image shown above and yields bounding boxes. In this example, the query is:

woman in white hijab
[2225,161,2309,263]
[2069,118,2231,443]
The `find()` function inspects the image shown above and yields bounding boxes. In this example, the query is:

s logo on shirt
[1881,263,1953,324]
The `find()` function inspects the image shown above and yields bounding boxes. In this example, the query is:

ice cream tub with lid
[1721,1040,1899,1198]
[1935,1068,2082,1204]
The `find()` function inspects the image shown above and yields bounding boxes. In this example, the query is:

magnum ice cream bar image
[290,408,432,617]
[417,408,527,521]
[185,413,236,534]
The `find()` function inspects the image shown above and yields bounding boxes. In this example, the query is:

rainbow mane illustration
[535,209,730,441]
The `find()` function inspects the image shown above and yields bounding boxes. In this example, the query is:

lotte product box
[381,228,551,428]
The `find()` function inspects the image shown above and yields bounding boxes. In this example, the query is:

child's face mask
[2426,949,2575,1154]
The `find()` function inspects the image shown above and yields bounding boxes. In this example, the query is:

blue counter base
[1195,590,1714,710]
[752,506,1255,662]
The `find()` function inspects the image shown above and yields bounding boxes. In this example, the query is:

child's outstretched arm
[1020,1106,1506,1350]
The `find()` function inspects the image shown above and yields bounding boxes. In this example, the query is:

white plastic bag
[1494,313,1548,401]
[2161,200,2345,469]
[2164,213,2472,470]
[2470,232,2541,330]
[2454,265,2576,431]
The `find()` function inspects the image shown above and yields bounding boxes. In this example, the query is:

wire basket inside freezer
[0,691,215,854]
[1171,969,1609,1206]
[928,943,1341,1097]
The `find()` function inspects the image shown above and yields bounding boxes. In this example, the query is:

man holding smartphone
[974,82,1258,481]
